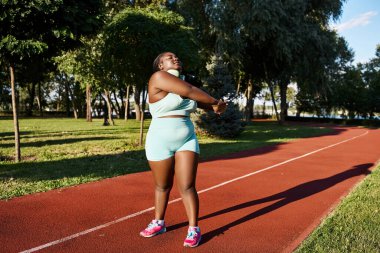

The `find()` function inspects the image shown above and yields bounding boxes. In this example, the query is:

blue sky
[330,0,380,64]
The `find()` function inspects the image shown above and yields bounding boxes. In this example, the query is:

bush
[193,103,244,138]
[192,55,245,138]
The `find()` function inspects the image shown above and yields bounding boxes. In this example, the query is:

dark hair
[152,52,168,72]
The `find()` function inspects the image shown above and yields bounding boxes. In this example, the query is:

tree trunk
[134,88,141,121]
[65,80,78,119]
[86,84,92,122]
[269,82,280,123]
[112,90,121,118]
[279,81,288,123]
[139,85,148,146]
[236,75,242,94]
[102,98,109,126]
[69,88,78,119]
[139,107,145,146]
[64,78,70,117]
[10,64,21,162]
[244,78,253,121]
[262,101,266,117]
[36,95,42,116]
[141,86,147,119]
[125,85,131,121]
[119,88,125,119]
[91,94,99,117]
[263,63,280,122]
[56,83,62,112]
[95,93,102,118]
[57,99,61,112]
[36,82,43,117]
[104,89,115,125]
[108,92,117,119]
[26,82,36,116]
[252,98,255,118]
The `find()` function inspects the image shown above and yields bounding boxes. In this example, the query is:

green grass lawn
[296,163,380,253]
[1,118,331,200]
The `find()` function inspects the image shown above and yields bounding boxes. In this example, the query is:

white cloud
[332,11,378,32]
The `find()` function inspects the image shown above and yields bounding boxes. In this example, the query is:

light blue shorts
[145,117,200,161]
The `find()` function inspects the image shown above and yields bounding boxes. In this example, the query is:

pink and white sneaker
[140,220,166,238]
[183,226,201,247]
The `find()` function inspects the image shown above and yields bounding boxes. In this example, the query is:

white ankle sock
[155,219,164,225]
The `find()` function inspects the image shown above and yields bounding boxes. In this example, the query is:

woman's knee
[155,184,172,193]
[178,183,196,194]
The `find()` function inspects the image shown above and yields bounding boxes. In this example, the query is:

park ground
[0,119,379,252]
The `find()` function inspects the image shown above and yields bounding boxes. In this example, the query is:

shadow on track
[167,163,372,245]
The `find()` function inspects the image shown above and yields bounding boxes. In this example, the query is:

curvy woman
[140,52,226,247]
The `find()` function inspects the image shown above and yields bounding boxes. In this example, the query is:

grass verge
[1,118,331,200]
[296,163,380,253]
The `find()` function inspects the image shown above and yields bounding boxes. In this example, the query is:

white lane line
[19,130,369,253]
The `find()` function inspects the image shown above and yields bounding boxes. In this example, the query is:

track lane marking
[19,130,369,253]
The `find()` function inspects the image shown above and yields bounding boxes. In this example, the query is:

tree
[0,63,11,111]
[174,0,246,136]
[188,0,245,136]
[361,45,380,118]
[171,0,216,70]
[193,55,244,137]
[0,0,103,161]
[1,55,56,117]
[55,37,103,121]
[101,6,199,144]
[295,33,355,118]
[182,0,348,124]
[334,67,366,119]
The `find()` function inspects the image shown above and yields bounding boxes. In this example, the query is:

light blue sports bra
[148,93,197,118]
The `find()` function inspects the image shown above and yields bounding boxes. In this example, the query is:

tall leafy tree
[102,6,199,92]
[193,1,245,137]
[0,0,103,161]
[334,67,366,119]
[101,6,199,143]
[55,37,103,122]
[361,45,380,118]
[295,33,355,118]
[237,0,346,123]
[175,0,347,123]
[0,63,11,111]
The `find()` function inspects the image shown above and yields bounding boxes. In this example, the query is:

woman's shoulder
[149,71,168,88]
[150,70,170,81]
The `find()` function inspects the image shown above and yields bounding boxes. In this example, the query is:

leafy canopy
[0,0,104,63]
[101,6,199,87]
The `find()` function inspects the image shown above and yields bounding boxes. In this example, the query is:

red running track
[1,126,380,253]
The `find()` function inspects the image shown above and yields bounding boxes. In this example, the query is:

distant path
[1,126,379,253]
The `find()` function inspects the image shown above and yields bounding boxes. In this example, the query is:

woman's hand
[212,99,227,115]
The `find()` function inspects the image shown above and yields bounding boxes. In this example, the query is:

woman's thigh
[174,151,199,190]
[149,157,175,189]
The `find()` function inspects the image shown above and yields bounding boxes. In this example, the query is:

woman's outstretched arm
[197,100,227,114]
[149,71,218,105]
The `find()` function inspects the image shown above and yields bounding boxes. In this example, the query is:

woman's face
[159,52,182,71]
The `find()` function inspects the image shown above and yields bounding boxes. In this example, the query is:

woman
[140,52,226,247]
